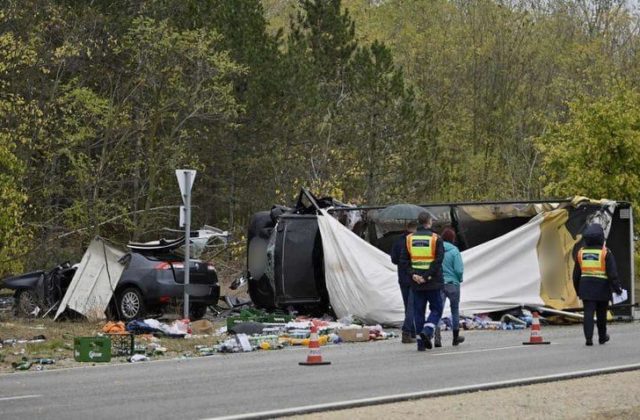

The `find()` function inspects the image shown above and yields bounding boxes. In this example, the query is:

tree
[535,85,640,206]
[343,40,424,203]
[115,17,242,237]
[0,26,35,275]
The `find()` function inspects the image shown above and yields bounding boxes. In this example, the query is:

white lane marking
[432,345,536,356]
[206,363,640,420]
[0,394,41,402]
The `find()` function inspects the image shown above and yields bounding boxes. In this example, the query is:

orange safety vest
[577,247,607,279]
[406,233,438,270]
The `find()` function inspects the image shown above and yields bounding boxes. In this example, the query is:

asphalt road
[1,323,639,420]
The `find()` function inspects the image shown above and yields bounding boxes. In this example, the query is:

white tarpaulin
[317,210,545,325]
[54,237,126,320]
[458,216,545,315]
[318,210,404,325]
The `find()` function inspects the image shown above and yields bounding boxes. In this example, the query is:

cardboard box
[338,327,370,342]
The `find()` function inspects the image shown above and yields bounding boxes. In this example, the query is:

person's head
[406,220,418,234]
[583,223,605,247]
[441,227,456,244]
[418,211,432,228]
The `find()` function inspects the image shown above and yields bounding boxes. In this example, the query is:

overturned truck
[247,189,635,321]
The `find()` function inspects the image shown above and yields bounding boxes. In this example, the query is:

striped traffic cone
[522,312,550,345]
[299,325,331,366]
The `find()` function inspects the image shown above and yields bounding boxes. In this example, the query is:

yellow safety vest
[406,233,438,270]
[578,247,607,279]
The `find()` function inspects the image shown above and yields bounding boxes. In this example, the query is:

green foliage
[536,85,640,207]
[0,26,34,275]
[1,0,640,273]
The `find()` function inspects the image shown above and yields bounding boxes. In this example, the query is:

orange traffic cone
[522,312,550,345]
[299,325,331,366]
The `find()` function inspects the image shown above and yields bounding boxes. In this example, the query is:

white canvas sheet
[458,216,545,316]
[55,238,126,320]
[317,210,545,325]
[317,210,404,325]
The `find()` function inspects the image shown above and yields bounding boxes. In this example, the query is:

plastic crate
[108,333,135,357]
[74,337,112,362]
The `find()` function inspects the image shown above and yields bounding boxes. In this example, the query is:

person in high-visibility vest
[391,220,419,343]
[573,223,623,346]
[400,211,445,351]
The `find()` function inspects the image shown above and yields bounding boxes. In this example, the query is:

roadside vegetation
[0,0,639,298]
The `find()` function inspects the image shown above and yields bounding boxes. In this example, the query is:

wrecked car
[246,189,635,319]
[2,237,220,321]
[3,262,76,318]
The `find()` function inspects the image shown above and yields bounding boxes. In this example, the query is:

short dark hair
[406,220,418,231]
[418,211,432,225]
[441,227,456,243]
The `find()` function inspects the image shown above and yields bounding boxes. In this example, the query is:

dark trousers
[583,300,608,340]
[441,283,461,330]
[412,288,443,337]
[399,283,415,334]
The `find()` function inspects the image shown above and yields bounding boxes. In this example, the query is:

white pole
[183,171,191,320]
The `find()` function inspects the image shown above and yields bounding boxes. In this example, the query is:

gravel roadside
[295,370,640,420]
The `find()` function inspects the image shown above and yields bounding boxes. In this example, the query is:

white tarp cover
[317,210,545,325]
[54,237,126,320]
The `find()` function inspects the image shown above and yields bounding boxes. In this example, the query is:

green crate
[74,336,112,362]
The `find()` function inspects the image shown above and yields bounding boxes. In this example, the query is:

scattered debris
[190,319,215,335]
[0,296,14,312]
[128,354,149,363]
[12,359,32,371]
[126,319,191,337]
[103,321,126,334]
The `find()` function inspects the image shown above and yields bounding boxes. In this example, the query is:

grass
[0,315,226,373]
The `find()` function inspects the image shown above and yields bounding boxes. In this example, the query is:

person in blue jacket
[573,223,623,346]
[391,220,418,343]
[434,227,465,346]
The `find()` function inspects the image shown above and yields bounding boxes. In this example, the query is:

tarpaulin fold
[54,237,125,320]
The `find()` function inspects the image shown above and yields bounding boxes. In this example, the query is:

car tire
[117,287,146,321]
[189,304,207,320]
[14,290,41,318]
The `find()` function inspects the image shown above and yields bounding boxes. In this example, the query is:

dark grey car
[115,251,219,320]
[2,252,220,321]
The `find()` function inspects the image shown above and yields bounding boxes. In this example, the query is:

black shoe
[599,334,610,345]
[417,338,426,352]
[586,339,593,346]
[434,329,442,348]
[419,332,433,350]
[402,332,416,344]
[452,330,465,346]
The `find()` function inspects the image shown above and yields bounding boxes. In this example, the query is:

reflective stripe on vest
[578,247,607,279]
[406,233,437,270]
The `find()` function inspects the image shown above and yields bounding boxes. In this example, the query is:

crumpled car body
[2,242,220,321]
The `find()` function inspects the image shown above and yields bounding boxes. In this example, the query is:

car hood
[2,270,45,289]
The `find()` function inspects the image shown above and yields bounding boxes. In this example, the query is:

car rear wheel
[117,287,146,321]
[14,290,41,317]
